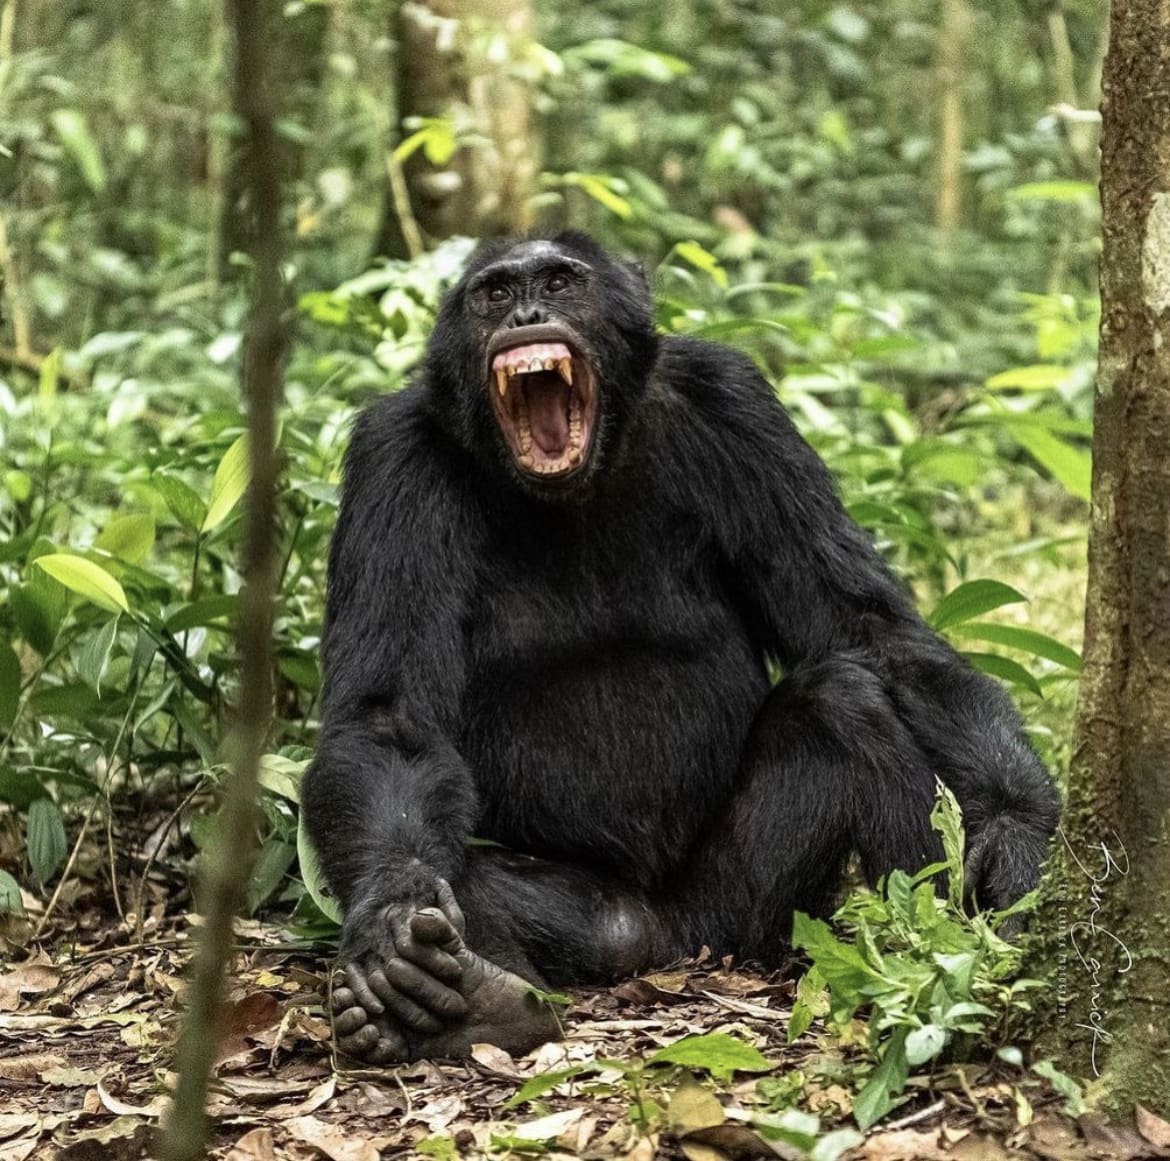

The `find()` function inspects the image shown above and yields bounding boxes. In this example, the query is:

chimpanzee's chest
[456,502,766,883]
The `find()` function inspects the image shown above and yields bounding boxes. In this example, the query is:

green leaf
[0,641,20,731]
[1008,180,1095,202]
[904,1023,946,1066]
[248,839,297,914]
[1005,423,1091,502]
[166,595,238,633]
[648,1032,772,1082]
[1032,1060,1087,1117]
[853,1027,909,1130]
[153,473,208,531]
[50,108,107,193]
[202,433,250,533]
[297,814,343,924]
[0,870,24,916]
[673,241,729,289]
[77,617,119,694]
[95,514,155,564]
[33,554,130,614]
[0,765,45,809]
[929,579,1028,630]
[950,623,1080,672]
[984,364,1074,392]
[258,753,307,804]
[930,783,966,907]
[963,652,1044,697]
[505,1065,590,1109]
[27,797,68,884]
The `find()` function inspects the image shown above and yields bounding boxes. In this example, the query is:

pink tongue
[528,381,569,454]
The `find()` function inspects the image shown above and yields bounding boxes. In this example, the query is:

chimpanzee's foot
[330,895,561,1064]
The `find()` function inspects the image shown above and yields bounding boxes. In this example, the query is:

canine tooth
[568,448,581,465]
[495,368,508,397]
[507,364,518,377]
[558,357,573,385]
[519,453,535,468]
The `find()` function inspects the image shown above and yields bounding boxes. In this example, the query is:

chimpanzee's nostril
[512,304,544,327]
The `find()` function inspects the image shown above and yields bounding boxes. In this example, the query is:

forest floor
[3,899,1170,1161]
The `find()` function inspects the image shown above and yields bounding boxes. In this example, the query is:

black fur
[303,232,1060,986]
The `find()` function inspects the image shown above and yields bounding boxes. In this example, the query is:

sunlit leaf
[202,433,250,533]
[33,554,130,614]
[951,623,1080,671]
[963,651,1044,697]
[95,514,155,564]
[648,1032,772,1081]
[77,617,119,694]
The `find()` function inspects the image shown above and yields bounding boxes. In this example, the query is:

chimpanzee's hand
[963,816,1045,938]
[330,879,469,1063]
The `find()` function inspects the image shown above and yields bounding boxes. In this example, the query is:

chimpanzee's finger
[365,967,444,1033]
[343,963,385,1016]
[333,1005,369,1037]
[384,957,467,1020]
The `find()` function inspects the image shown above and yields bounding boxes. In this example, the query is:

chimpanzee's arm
[302,394,481,932]
[663,338,1060,906]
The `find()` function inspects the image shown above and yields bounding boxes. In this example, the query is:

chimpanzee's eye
[488,285,510,303]
[546,273,570,293]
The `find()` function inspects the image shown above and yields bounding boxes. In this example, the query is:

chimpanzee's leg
[330,849,684,1064]
[676,655,944,962]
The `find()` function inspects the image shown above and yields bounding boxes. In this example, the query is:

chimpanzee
[302,232,1060,1065]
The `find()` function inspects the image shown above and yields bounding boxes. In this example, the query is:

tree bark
[376,0,538,255]
[1042,0,1170,1118]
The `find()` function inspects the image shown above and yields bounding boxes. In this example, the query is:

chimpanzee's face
[465,241,601,482]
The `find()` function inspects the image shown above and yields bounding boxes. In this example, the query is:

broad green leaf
[951,623,1080,672]
[166,594,238,633]
[202,433,251,533]
[984,364,1074,392]
[0,765,47,809]
[297,814,343,924]
[1006,424,1091,502]
[258,753,307,804]
[1033,1059,1088,1117]
[905,1023,946,1066]
[0,870,24,916]
[50,108,107,193]
[930,784,967,907]
[33,554,130,614]
[153,473,208,530]
[95,514,155,564]
[505,1065,590,1109]
[853,1027,909,1130]
[0,641,20,731]
[394,116,457,166]
[963,652,1044,697]
[648,1032,772,1082]
[27,797,68,884]
[77,617,119,694]
[1008,180,1095,202]
[248,839,297,914]
[929,579,1027,630]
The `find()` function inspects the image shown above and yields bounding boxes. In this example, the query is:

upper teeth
[492,342,575,397]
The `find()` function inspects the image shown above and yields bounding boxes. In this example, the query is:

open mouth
[488,325,597,478]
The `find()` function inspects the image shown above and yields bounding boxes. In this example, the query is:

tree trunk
[935,0,968,237]
[376,0,538,255]
[1044,0,1170,1118]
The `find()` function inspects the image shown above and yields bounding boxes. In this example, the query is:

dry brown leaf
[668,1078,726,1133]
[511,1108,584,1142]
[623,1134,659,1160]
[0,956,60,1012]
[226,1127,278,1161]
[62,962,115,1003]
[96,1078,169,1118]
[0,1114,41,1141]
[406,1094,466,1133]
[42,1065,104,1087]
[681,1143,731,1161]
[470,1041,522,1076]
[684,1123,777,1158]
[286,1114,380,1161]
[947,1135,1015,1160]
[858,1127,947,1159]
[1080,1113,1169,1159]
[0,1051,65,1080]
[1138,1105,1170,1150]
[2,1133,41,1161]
